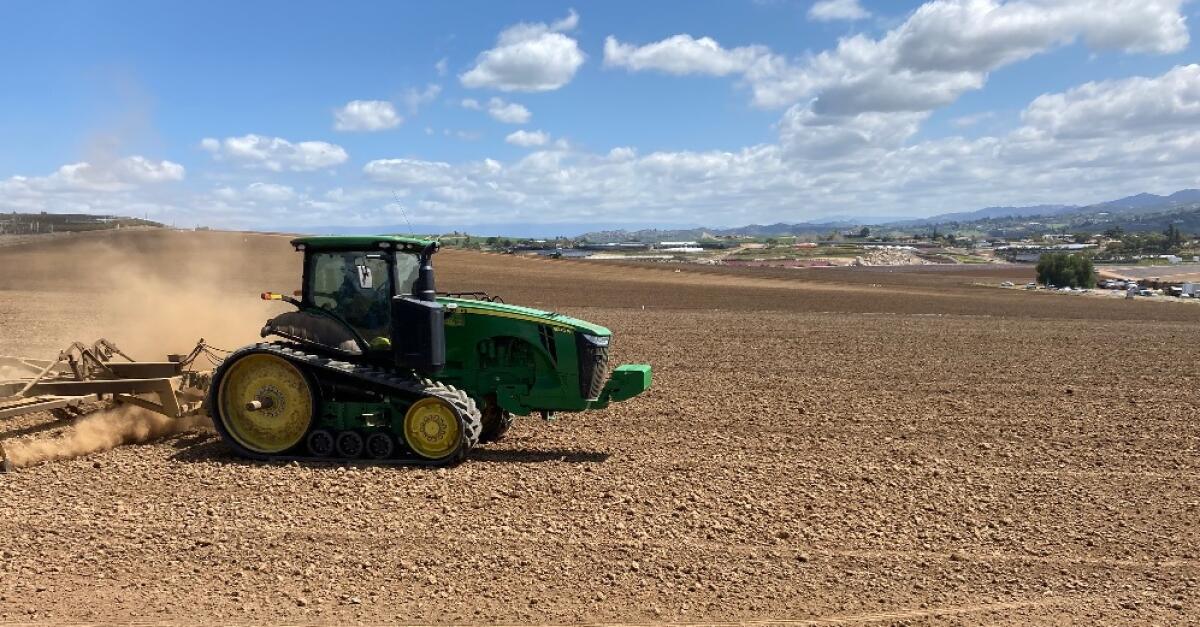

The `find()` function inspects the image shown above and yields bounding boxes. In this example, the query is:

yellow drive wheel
[403,397,462,460]
[217,353,314,454]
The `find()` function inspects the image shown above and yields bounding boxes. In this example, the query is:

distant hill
[918,204,1077,223]
[577,221,865,243]
[1093,189,1200,212]
[576,188,1200,241]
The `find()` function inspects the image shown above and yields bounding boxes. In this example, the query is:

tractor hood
[437,297,611,337]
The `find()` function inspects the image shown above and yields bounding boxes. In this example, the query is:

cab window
[308,252,392,344]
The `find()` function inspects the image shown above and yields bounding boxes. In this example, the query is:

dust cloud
[1,405,212,470]
[6,231,296,358]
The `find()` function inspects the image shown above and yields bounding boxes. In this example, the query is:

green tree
[858,226,870,238]
[1036,253,1095,288]
[1164,224,1184,251]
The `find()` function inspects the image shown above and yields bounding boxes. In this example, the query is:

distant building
[995,243,1095,263]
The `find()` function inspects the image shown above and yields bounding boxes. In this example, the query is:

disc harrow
[0,338,217,470]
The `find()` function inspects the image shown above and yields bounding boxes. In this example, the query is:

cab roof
[290,235,437,253]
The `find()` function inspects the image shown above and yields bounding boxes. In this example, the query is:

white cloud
[808,0,870,22]
[607,0,1189,115]
[401,84,442,115]
[603,35,767,76]
[505,130,550,147]
[778,108,928,159]
[12,62,1200,231]
[0,156,186,216]
[322,64,1200,228]
[435,58,448,76]
[1,156,184,195]
[213,182,296,204]
[333,100,402,131]
[1021,64,1200,139]
[486,98,531,123]
[363,158,457,186]
[111,156,186,184]
[244,182,296,202]
[460,10,586,92]
[551,8,580,32]
[751,0,1189,111]
[462,97,532,123]
[204,134,349,171]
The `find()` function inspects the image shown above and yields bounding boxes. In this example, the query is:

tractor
[205,235,651,465]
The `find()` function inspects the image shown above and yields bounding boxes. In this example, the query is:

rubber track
[206,342,482,466]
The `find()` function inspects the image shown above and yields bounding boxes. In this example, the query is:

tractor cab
[303,248,430,348]
[262,236,444,368]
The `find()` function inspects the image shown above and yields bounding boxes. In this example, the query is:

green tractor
[205,235,651,465]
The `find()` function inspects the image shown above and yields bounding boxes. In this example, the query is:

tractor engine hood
[437,297,611,336]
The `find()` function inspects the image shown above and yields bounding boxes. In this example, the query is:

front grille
[576,333,610,401]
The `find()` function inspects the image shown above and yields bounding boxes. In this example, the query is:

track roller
[336,431,364,458]
[366,432,395,459]
[307,429,335,457]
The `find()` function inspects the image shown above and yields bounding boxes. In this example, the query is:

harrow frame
[0,339,215,426]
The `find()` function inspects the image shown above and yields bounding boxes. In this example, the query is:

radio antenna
[391,190,415,236]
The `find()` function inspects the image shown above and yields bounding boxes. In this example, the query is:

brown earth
[0,229,1198,625]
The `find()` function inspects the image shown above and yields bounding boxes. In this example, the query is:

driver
[335,264,390,341]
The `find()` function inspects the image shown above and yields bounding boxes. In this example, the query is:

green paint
[289,235,651,420]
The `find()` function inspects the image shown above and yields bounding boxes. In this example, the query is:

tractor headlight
[576,333,612,401]
[581,334,610,347]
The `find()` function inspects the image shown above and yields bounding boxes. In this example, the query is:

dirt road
[0,229,1197,624]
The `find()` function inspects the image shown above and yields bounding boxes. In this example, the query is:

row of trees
[1100,225,1189,255]
[1036,253,1096,288]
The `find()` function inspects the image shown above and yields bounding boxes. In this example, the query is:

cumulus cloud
[401,84,442,115]
[778,108,928,159]
[435,58,449,76]
[460,9,586,92]
[808,0,871,21]
[607,0,1189,115]
[0,156,184,195]
[505,129,550,147]
[201,134,349,171]
[333,100,402,131]
[1021,64,1200,139]
[603,35,767,76]
[11,62,1200,230]
[242,182,296,202]
[342,63,1200,227]
[462,97,532,123]
[0,156,186,217]
[755,0,1190,111]
[363,158,457,186]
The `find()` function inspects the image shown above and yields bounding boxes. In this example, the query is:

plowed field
[1,229,1198,624]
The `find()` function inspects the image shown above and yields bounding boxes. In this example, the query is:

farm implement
[1,235,652,469]
[0,338,218,470]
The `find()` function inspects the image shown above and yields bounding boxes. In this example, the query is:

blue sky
[2,0,1199,234]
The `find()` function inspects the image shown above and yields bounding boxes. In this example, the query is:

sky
[1,0,1199,234]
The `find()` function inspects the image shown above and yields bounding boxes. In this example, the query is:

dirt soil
[1,229,1198,625]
